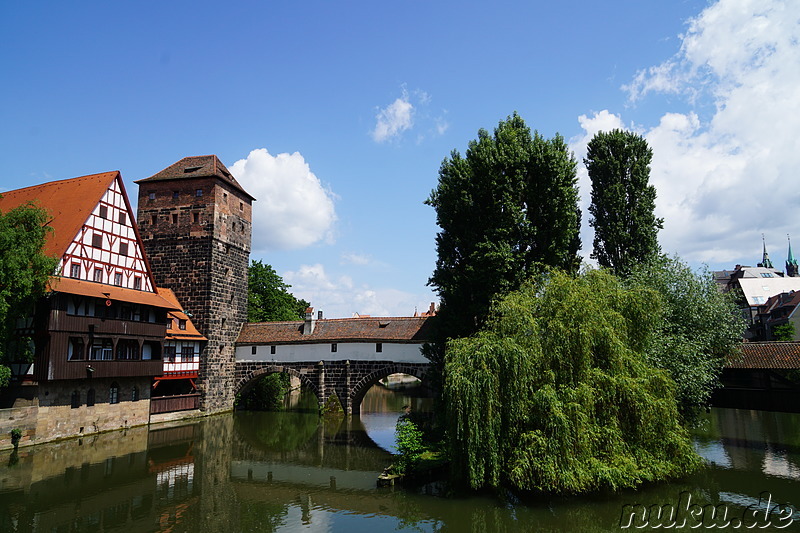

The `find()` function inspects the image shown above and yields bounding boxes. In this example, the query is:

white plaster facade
[236,341,427,364]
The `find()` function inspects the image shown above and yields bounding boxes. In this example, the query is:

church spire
[759,233,774,269]
[787,234,798,277]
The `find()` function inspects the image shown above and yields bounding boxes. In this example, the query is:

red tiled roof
[48,276,178,310]
[135,155,254,200]
[726,342,800,369]
[157,288,207,341]
[237,316,435,345]
[0,172,118,258]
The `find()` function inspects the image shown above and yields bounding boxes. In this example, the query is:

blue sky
[2,1,798,317]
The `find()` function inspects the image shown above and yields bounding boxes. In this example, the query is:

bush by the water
[235,373,291,411]
[444,269,701,494]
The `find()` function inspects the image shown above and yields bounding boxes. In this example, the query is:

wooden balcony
[150,393,200,414]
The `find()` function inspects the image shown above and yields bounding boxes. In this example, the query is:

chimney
[304,307,315,335]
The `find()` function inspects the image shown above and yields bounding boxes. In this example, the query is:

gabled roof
[728,342,800,369]
[135,155,255,200]
[237,316,434,345]
[157,288,207,341]
[0,172,118,258]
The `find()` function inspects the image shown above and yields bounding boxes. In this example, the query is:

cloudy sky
[2,0,798,317]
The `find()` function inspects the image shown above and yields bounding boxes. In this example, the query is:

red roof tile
[158,288,207,341]
[727,342,800,369]
[135,155,254,200]
[48,277,178,310]
[0,172,118,258]
[237,316,435,345]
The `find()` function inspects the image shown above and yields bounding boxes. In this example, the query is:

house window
[178,319,187,330]
[119,242,128,256]
[70,262,81,278]
[69,337,85,360]
[133,276,141,290]
[164,344,176,362]
[251,346,257,355]
[131,386,139,402]
[116,339,139,360]
[99,205,108,219]
[87,388,96,407]
[195,189,203,197]
[331,343,337,353]
[193,212,199,224]
[376,342,383,353]
[173,190,179,199]
[94,268,103,282]
[270,345,276,355]
[114,272,123,286]
[92,233,103,248]
[171,213,178,224]
[118,212,126,225]
[90,339,113,361]
[71,390,80,409]
[148,191,156,200]
[181,344,195,359]
[109,383,119,405]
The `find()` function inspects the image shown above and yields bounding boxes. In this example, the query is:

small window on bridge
[251,346,257,355]
[331,343,337,353]
[270,345,276,355]
[376,343,383,353]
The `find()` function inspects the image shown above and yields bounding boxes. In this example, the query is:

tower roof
[135,155,255,201]
[0,172,119,258]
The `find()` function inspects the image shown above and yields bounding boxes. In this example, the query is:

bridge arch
[234,365,319,404]
[349,363,429,415]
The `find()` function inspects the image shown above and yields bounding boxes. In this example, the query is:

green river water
[1,384,800,532]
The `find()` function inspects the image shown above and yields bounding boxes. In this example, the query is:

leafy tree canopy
[0,200,58,386]
[586,129,663,277]
[247,260,309,322]
[444,269,700,494]
[427,112,581,341]
[627,256,745,421]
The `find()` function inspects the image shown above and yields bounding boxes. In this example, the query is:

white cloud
[283,263,435,318]
[340,252,372,266]
[230,149,337,252]
[372,91,414,143]
[578,0,800,267]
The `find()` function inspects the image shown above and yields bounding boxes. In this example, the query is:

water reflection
[2,398,800,531]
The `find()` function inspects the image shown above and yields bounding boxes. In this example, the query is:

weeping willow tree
[444,269,701,494]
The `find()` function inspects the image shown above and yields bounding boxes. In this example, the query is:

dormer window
[184,166,203,173]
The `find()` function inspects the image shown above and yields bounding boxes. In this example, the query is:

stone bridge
[234,360,431,415]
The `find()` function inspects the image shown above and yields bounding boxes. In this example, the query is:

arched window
[71,390,80,409]
[87,388,96,407]
[109,382,119,405]
[131,386,139,402]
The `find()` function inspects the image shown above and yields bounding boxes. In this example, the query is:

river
[1,384,800,532]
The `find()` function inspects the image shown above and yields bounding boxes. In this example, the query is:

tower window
[148,191,155,200]
[92,233,103,248]
[240,202,244,211]
[99,205,108,219]
[150,215,157,225]
[223,193,228,203]
[173,190,180,198]
[172,213,178,224]
[195,189,203,197]
[193,212,199,224]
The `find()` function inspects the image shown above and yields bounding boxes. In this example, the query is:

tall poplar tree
[585,129,662,277]
[426,113,581,341]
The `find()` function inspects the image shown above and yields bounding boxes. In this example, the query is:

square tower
[135,155,254,413]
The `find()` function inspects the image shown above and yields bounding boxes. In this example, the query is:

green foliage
[627,256,746,422]
[248,260,309,322]
[426,112,581,341]
[444,269,700,494]
[10,428,21,448]
[773,322,795,341]
[235,372,291,411]
[586,129,663,277]
[393,415,425,474]
[0,200,58,382]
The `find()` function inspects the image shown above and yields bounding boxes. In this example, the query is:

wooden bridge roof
[237,316,434,345]
[727,342,800,369]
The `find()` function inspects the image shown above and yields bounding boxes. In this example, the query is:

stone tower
[135,156,254,413]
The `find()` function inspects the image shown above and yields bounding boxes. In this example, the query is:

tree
[247,260,309,322]
[627,256,745,421]
[0,200,58,386]
[772,323,794,341]
[586,129,663,277]
[444,269,700,494]
[426,113,581,340]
